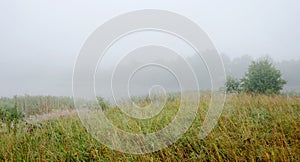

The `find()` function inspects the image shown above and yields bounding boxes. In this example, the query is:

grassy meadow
[0,94,299,161]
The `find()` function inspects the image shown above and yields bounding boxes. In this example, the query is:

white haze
[0,0,299,97]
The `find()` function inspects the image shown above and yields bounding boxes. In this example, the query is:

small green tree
[225,76,241,93]
[241,58,287,94]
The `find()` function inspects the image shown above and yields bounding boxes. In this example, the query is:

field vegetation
[0,94,299,161]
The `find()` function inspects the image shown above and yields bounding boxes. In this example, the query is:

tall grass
[0,94,299,161]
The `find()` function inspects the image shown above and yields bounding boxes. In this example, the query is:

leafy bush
[241,58,287,94]
[0,97,24,133]
[226,76,242,93]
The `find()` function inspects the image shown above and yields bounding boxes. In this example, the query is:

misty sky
[0,0,300,97]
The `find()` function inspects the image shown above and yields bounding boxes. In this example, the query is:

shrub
[0,96,24,133]
[226,76,242,93]
[241,58,287,94]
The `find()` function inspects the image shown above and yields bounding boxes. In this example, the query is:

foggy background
[0,0,299,97]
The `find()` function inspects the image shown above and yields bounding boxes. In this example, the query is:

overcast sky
[0,0,299,97]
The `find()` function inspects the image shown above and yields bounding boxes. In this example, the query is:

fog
[0,0,299,97]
